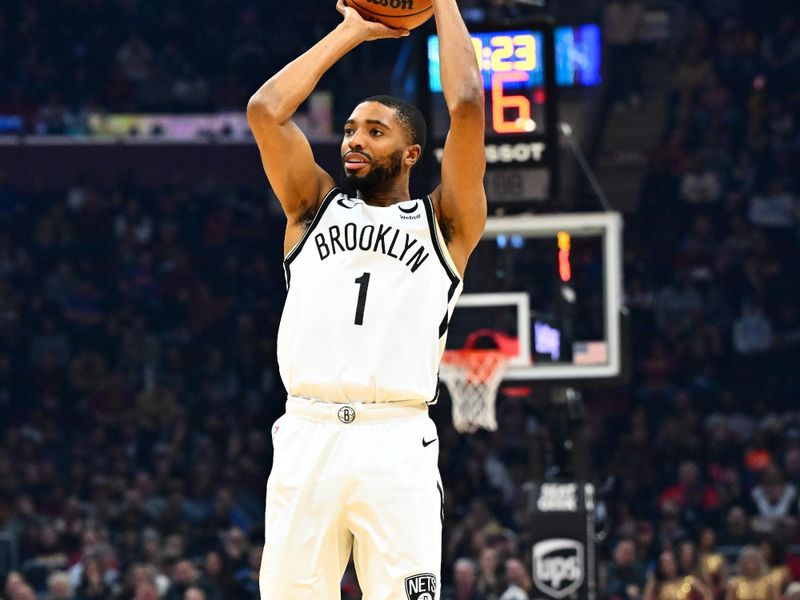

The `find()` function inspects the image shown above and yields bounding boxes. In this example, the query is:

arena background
[1,1,799,599]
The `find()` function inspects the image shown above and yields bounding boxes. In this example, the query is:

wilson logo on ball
[345,0,432,30]
[366,0,414,8]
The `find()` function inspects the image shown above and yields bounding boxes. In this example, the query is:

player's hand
[336,0,410,41]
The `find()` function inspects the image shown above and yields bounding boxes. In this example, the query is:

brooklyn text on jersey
[314,223,430,273]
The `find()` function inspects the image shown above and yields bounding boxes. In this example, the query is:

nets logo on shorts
[337,406,356,424]
[532,538,584,599]
[405,573,436,600]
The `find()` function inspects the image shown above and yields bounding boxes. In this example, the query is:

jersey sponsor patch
[405,573,436,600]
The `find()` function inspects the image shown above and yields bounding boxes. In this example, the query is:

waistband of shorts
[286,395,428,423]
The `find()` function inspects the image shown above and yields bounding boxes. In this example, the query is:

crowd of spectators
[0,174,284,599]
[0,0,604,136]
[2,2,800,600]
[597,3,800,600]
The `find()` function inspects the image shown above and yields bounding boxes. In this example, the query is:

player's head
[341,95,426,194]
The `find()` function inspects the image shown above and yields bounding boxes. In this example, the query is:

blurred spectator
[761,538,792,598]
[183,587,205,600]
[232,545,261,599]
[733,302,774,355]
[680,156,723,205]
[725,546,776,600]
[444,558,485,600]
[164,559,201,600]
[476,547,502,598]
[74,557,110,600]
[45,571,73,600]
[697,527,727,597]
[747,467,798,535]
[606,539,647,600]
[644,549,712,600]
[499,558,532,600]
[718,506,752,547]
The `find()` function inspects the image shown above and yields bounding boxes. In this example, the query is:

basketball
[345,0,433,30]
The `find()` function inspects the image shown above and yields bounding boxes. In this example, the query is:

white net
[439,350,509,433]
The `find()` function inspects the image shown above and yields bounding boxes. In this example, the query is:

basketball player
[246,0,486,595]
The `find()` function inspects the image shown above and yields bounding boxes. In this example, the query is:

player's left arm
[430,0,487,277]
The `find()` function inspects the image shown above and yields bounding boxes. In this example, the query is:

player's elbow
[246,95,275,124]
[448,90,484,118]
[247,86,285,125]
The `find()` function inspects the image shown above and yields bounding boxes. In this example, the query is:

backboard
[446,212,622,380]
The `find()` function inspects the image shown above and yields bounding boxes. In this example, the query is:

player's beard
[342,149,403,195]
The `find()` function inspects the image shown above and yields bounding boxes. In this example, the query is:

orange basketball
[345,0,433,30]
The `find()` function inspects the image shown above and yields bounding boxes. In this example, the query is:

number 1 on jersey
[353,272,371,325]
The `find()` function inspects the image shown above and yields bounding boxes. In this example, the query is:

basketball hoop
[439,349,510,433]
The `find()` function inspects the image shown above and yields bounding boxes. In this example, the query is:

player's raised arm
[430,0,487,276]
[246,5,409,239]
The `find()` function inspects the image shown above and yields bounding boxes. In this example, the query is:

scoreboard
[423,19,601,206]
[425,19,559,205]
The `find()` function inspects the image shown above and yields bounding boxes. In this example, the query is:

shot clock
[425,19,559,205]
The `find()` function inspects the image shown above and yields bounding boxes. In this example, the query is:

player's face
[341,102,413,194]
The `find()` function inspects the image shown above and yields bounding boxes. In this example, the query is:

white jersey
[277,187,463,406]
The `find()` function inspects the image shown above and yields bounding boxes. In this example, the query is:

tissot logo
[405,573,436,600]
[532,539,584,599]
[337,406,356,424]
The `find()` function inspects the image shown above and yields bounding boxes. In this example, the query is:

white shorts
[260,396,443,600]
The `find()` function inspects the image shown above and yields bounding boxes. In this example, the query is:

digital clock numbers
[471,34,540,74]
[428,30,545,92]
[428,24,600,138]
[428,30,545,136]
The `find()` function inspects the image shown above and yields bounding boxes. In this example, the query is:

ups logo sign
[533,539,585,599]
